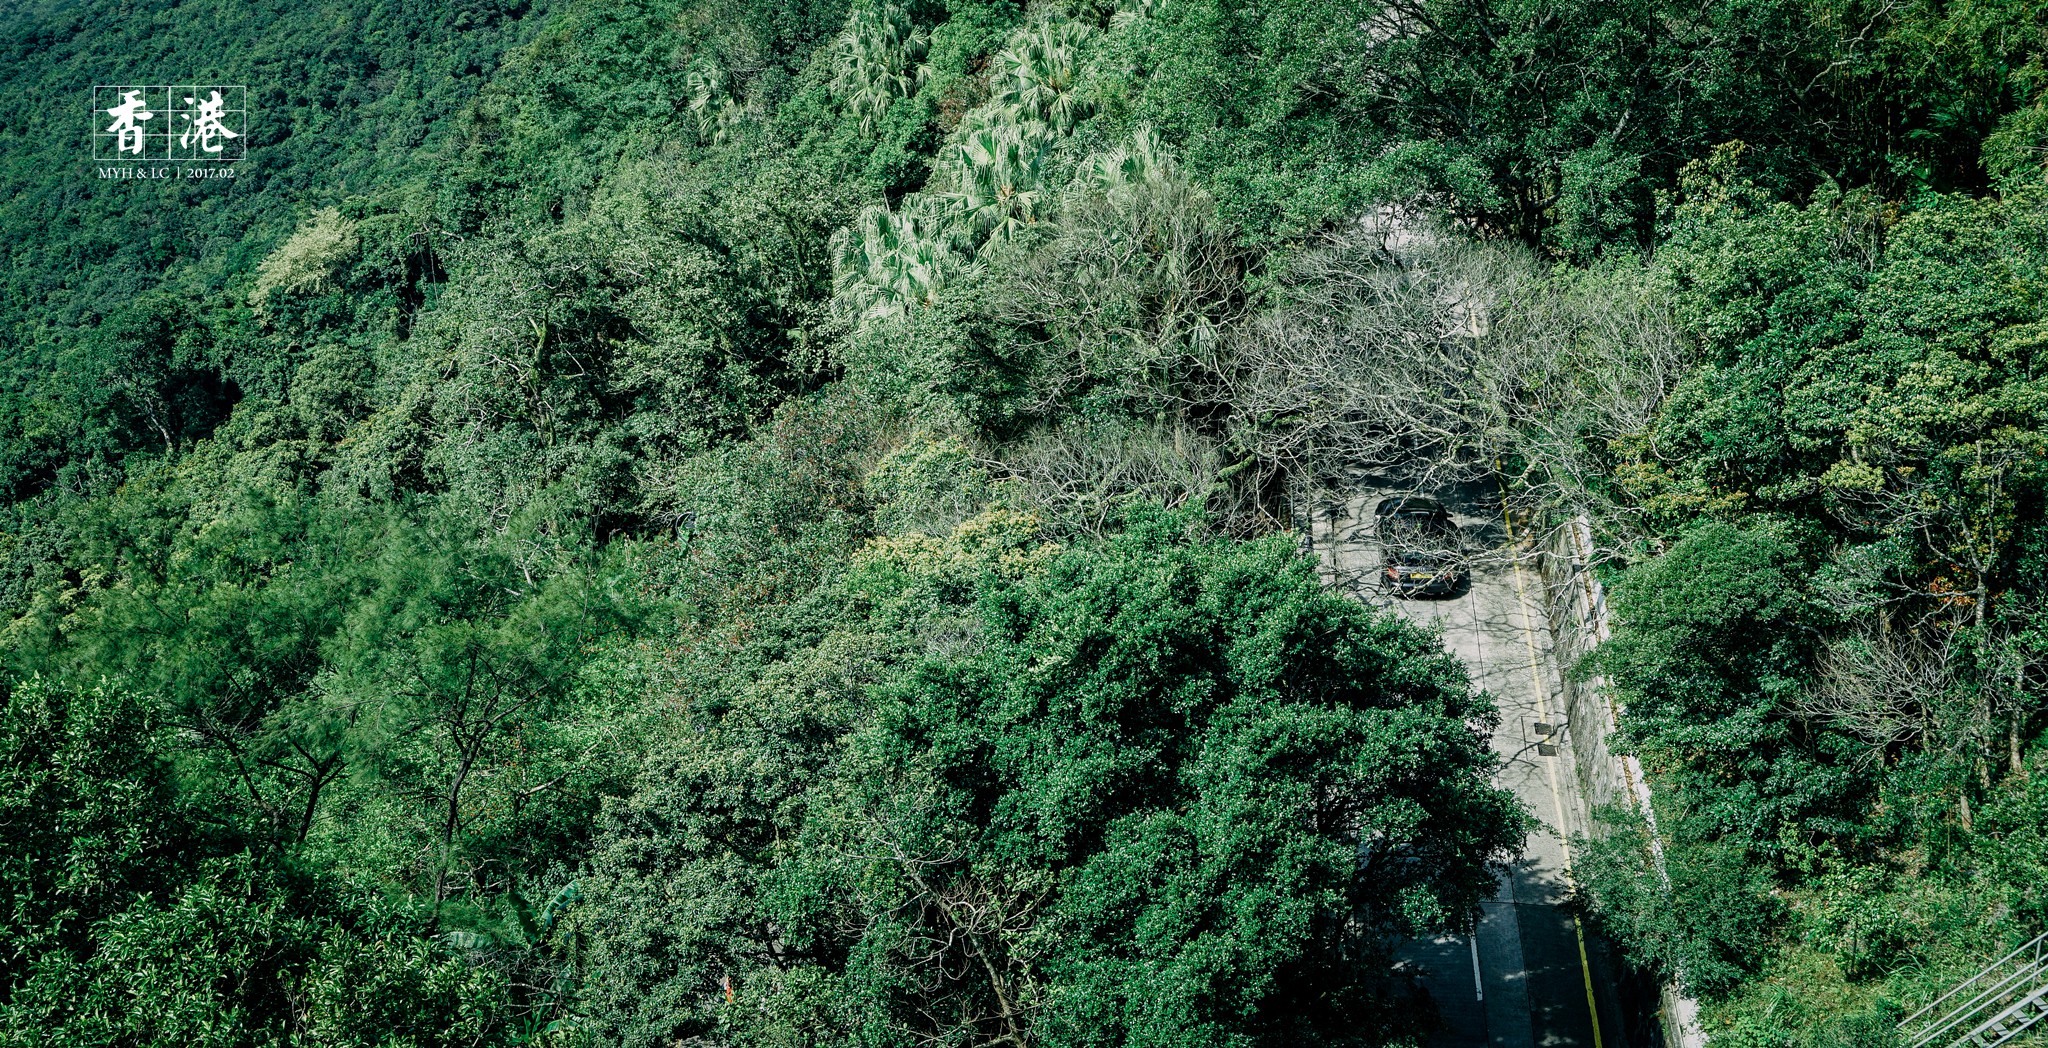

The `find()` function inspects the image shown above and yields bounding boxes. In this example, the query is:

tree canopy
[3,0,2048,1042]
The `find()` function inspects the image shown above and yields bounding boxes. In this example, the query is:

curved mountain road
[1307,487,1634,1048]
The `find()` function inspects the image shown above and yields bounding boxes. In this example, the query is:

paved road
[1306,489,1630,1048]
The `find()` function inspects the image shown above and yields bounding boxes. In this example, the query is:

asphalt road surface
[1306,488,1631,1048]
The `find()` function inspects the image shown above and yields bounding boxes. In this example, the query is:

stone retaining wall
[1534,517,1707,1048]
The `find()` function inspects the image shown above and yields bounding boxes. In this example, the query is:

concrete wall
[1534,517,1707,1048]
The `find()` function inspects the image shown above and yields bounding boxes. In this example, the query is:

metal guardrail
[1902,932,2048,1048]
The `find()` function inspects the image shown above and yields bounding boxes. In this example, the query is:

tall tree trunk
[2014,712,2027,780]
[434,749,478,906]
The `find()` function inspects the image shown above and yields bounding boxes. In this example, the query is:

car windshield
[1380,504,1457,568]
[1381,511,1451,541]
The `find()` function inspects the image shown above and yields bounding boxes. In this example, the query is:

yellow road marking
[1498,492,1607,1048]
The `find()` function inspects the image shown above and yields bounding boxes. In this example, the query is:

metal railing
[1902,932,2048,1048]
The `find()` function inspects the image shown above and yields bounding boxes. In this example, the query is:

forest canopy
[2,0,2047,1044]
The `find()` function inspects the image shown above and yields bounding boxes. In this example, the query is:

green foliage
[939,121,1051,250]
[250,209,362,311]
[1573,162,2048,1028]
[0,678,185,952]
[575,507,1522,1047]
[0,679,524,1047]
[864,432,1003,536]
[5,0,2048,1038]
[685,58,748,146]
[0,0,541,494]
[1641,175,2048,521]
[2,861,518,1048]
[829,2,930,135]
[989,17,1095,134]
[980,125,1247,415]
[1576,811,1784,998]
[833,200,963,322]
[1088,0,2048,252]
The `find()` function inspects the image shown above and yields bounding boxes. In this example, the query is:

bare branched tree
[1808,436,2044,797]
[1797,619,1967,763]
[1222,218,1686,560]
[833,802,1051,1048]
[994,417,1266,538]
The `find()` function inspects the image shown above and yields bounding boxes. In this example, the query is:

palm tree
[990,18,1095,134]
[685,58,744,145]
[1075,124,1177,199]
[1064,126,1233,357]
[831,201,958,322]
[937,122,1050,251]
[830,3,928,135]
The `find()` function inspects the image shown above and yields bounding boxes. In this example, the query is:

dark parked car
[1375,496,1466,597]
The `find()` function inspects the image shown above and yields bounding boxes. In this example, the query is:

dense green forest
[2,0,2046,1043]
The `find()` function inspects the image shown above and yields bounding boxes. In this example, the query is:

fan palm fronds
[990,18,1095,134]
[1075,124,1178,198]
[831,201,959,322]
[830,3,929,135]
[938,123,1050,252]
[685,58,746,145]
